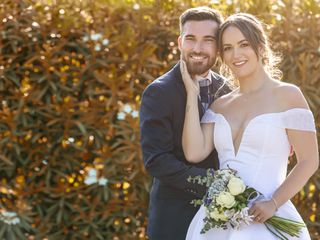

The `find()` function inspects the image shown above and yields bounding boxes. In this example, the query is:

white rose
[209,209,228,221]
[209,209,221,221]
[216,191,235,209]
[227,177,246,196]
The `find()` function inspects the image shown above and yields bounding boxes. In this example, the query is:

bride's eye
[223,46,231,52]
[240,42,250,48]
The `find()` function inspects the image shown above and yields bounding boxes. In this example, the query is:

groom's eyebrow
[184,34,216,39]
[184,34,194,38]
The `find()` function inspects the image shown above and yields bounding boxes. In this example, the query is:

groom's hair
[179,7,224,34]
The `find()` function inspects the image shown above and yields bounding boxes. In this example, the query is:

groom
[140,7,230,240]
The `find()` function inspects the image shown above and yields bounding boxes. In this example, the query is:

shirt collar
[199,70,213,83]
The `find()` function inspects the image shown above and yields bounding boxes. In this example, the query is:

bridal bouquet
[188,167,306,240]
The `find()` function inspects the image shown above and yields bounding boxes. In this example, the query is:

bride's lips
[232,60,247,68]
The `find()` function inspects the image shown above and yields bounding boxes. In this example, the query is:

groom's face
[178,20,219,77]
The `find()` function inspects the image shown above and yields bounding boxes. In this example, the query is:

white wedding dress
[186,108,315,240]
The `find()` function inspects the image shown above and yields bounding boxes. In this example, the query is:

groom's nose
[192,41,203,53]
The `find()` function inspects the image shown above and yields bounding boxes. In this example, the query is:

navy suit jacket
[140,62,231,240]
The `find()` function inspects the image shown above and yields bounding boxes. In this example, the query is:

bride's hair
[217,13,282,82]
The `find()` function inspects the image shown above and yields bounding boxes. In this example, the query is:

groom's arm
[140,82,207,198]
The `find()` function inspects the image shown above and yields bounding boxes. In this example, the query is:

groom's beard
[181,52,215,76]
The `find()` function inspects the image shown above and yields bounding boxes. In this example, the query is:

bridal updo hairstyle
[218,13,282,80]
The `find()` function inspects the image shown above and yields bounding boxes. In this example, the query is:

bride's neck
[238,69,271,94]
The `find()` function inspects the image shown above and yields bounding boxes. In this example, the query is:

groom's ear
[178,36,182,51]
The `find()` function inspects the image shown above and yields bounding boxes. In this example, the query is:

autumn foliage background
[0,0,319,239]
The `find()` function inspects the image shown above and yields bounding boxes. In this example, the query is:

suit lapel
[209,72,224,104]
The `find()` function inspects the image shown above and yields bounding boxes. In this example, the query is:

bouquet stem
[265,216,306,239]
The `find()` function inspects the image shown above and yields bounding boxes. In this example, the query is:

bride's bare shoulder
[211,89,238,112]
[273,81,309,109]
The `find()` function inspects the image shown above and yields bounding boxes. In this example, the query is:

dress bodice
[201,108,316,197]
[186,108,315,240]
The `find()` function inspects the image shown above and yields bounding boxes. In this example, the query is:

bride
[181,13,319,239]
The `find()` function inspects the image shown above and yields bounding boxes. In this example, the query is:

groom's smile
[189,53,208,62]
[178,20,219,77]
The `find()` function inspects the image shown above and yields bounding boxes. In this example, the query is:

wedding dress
[186,108,315,240]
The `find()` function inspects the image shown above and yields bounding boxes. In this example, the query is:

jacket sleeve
[140,82,207,198]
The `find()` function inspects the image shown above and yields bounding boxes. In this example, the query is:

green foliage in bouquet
[189,168,306,240]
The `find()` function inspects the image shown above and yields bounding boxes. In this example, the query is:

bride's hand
[180,60,199,95]
[249,200,277,223]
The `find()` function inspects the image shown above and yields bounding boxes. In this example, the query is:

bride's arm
[180,61,214,163]
[250,85,319,223]
[272,123,318,207]
[272,87,319,208]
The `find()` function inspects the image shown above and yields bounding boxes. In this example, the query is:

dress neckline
[207,108,311,158]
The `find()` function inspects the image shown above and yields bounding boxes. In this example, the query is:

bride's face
[221,26,262,80]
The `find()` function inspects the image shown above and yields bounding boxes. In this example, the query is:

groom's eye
[185,37,194,41]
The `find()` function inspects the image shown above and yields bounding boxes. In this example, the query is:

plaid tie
[199,78,212,110]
